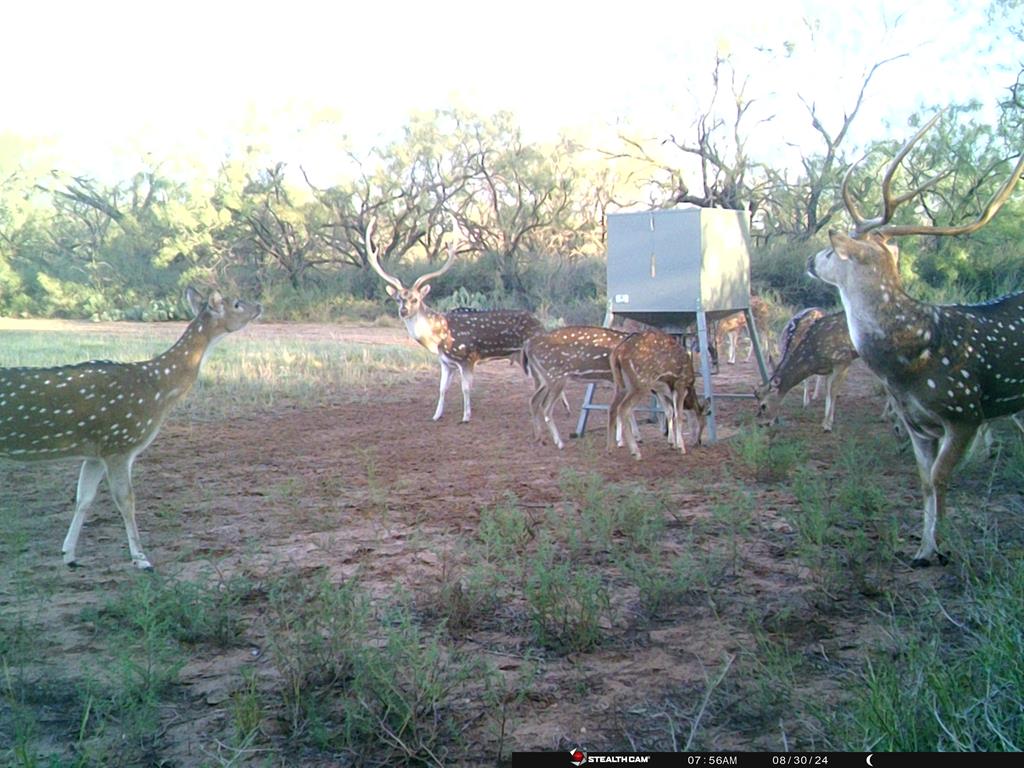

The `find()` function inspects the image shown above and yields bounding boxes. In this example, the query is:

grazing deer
[607,330,707,460]
[754,310,858,432]
[807,111,1024,565]
[0,288,261,570]
[521,326,635,449]
[366,220,543,422]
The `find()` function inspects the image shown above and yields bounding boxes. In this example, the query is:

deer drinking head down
[0,287,261,570]
[754,309,858,432]
[607,330,707,460]
[808,111,1024,565]
[365,219,543,423]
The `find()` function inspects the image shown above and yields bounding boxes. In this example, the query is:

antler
[842,110,1024,240]
[364,218,405,293]
[411,215,459,291]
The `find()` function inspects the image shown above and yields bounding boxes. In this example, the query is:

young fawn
[808,111,1024,565]
[0,287,261,570]
[522,325,629,448]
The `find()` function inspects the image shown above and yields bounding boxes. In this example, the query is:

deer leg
[529,384,548,442]
[727,331,738,365]
[458,361,474,423]
[433,358,456,421]
[61,458,106,567]
[105,455,152,570]
[670,387,686,454]
[812,375,823,402]
[981,424,996,458]
[629,411,644,445]
[542,381,566,449]
[1011,412,1024,440]
[822,365,850,432]
[618,391,645,460]
[607,385,626,452]
[906,423,975,566]
[802,379,812,408]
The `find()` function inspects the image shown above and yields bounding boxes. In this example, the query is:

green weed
[732,425,806,482]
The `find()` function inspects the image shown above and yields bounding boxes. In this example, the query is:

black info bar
[511,752,1021,767]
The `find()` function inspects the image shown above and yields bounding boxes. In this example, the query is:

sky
[0,0,1020,185]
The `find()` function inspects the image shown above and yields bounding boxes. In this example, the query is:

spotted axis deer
[808,111,1024,566]
[0,288,261,570]
[754,310,858,432]
[522,326,641,449]
[366,220,543,423]
[607,330,708,460]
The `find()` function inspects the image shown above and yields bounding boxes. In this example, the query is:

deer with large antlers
[607,330,707,460]
[754,309,858,432]
[0,288,261,569]
[808,111,1024,566]
[366,220,543,423]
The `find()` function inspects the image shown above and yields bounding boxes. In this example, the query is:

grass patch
[0,323,434,421]
[731,423,807,482]
[261,573,494,765]
[830,555,1024,751]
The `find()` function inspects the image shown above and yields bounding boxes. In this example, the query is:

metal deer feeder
[576,207,769,443]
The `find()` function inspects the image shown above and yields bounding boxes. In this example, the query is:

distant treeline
[3,96,1024,324]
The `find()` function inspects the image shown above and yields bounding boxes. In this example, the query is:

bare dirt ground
[2,320,984,764]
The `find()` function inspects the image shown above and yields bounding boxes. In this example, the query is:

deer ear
[420,284,431,298]
[386,285,398,298]
[184,286,205,317]
[207,290,225,316]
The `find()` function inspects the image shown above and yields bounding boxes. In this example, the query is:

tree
[451,110,578,301]
[760,56,907,240]
[216,161,333,293]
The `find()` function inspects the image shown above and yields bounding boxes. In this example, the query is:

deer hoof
[133,558,154,571]
[910,554,948,568]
